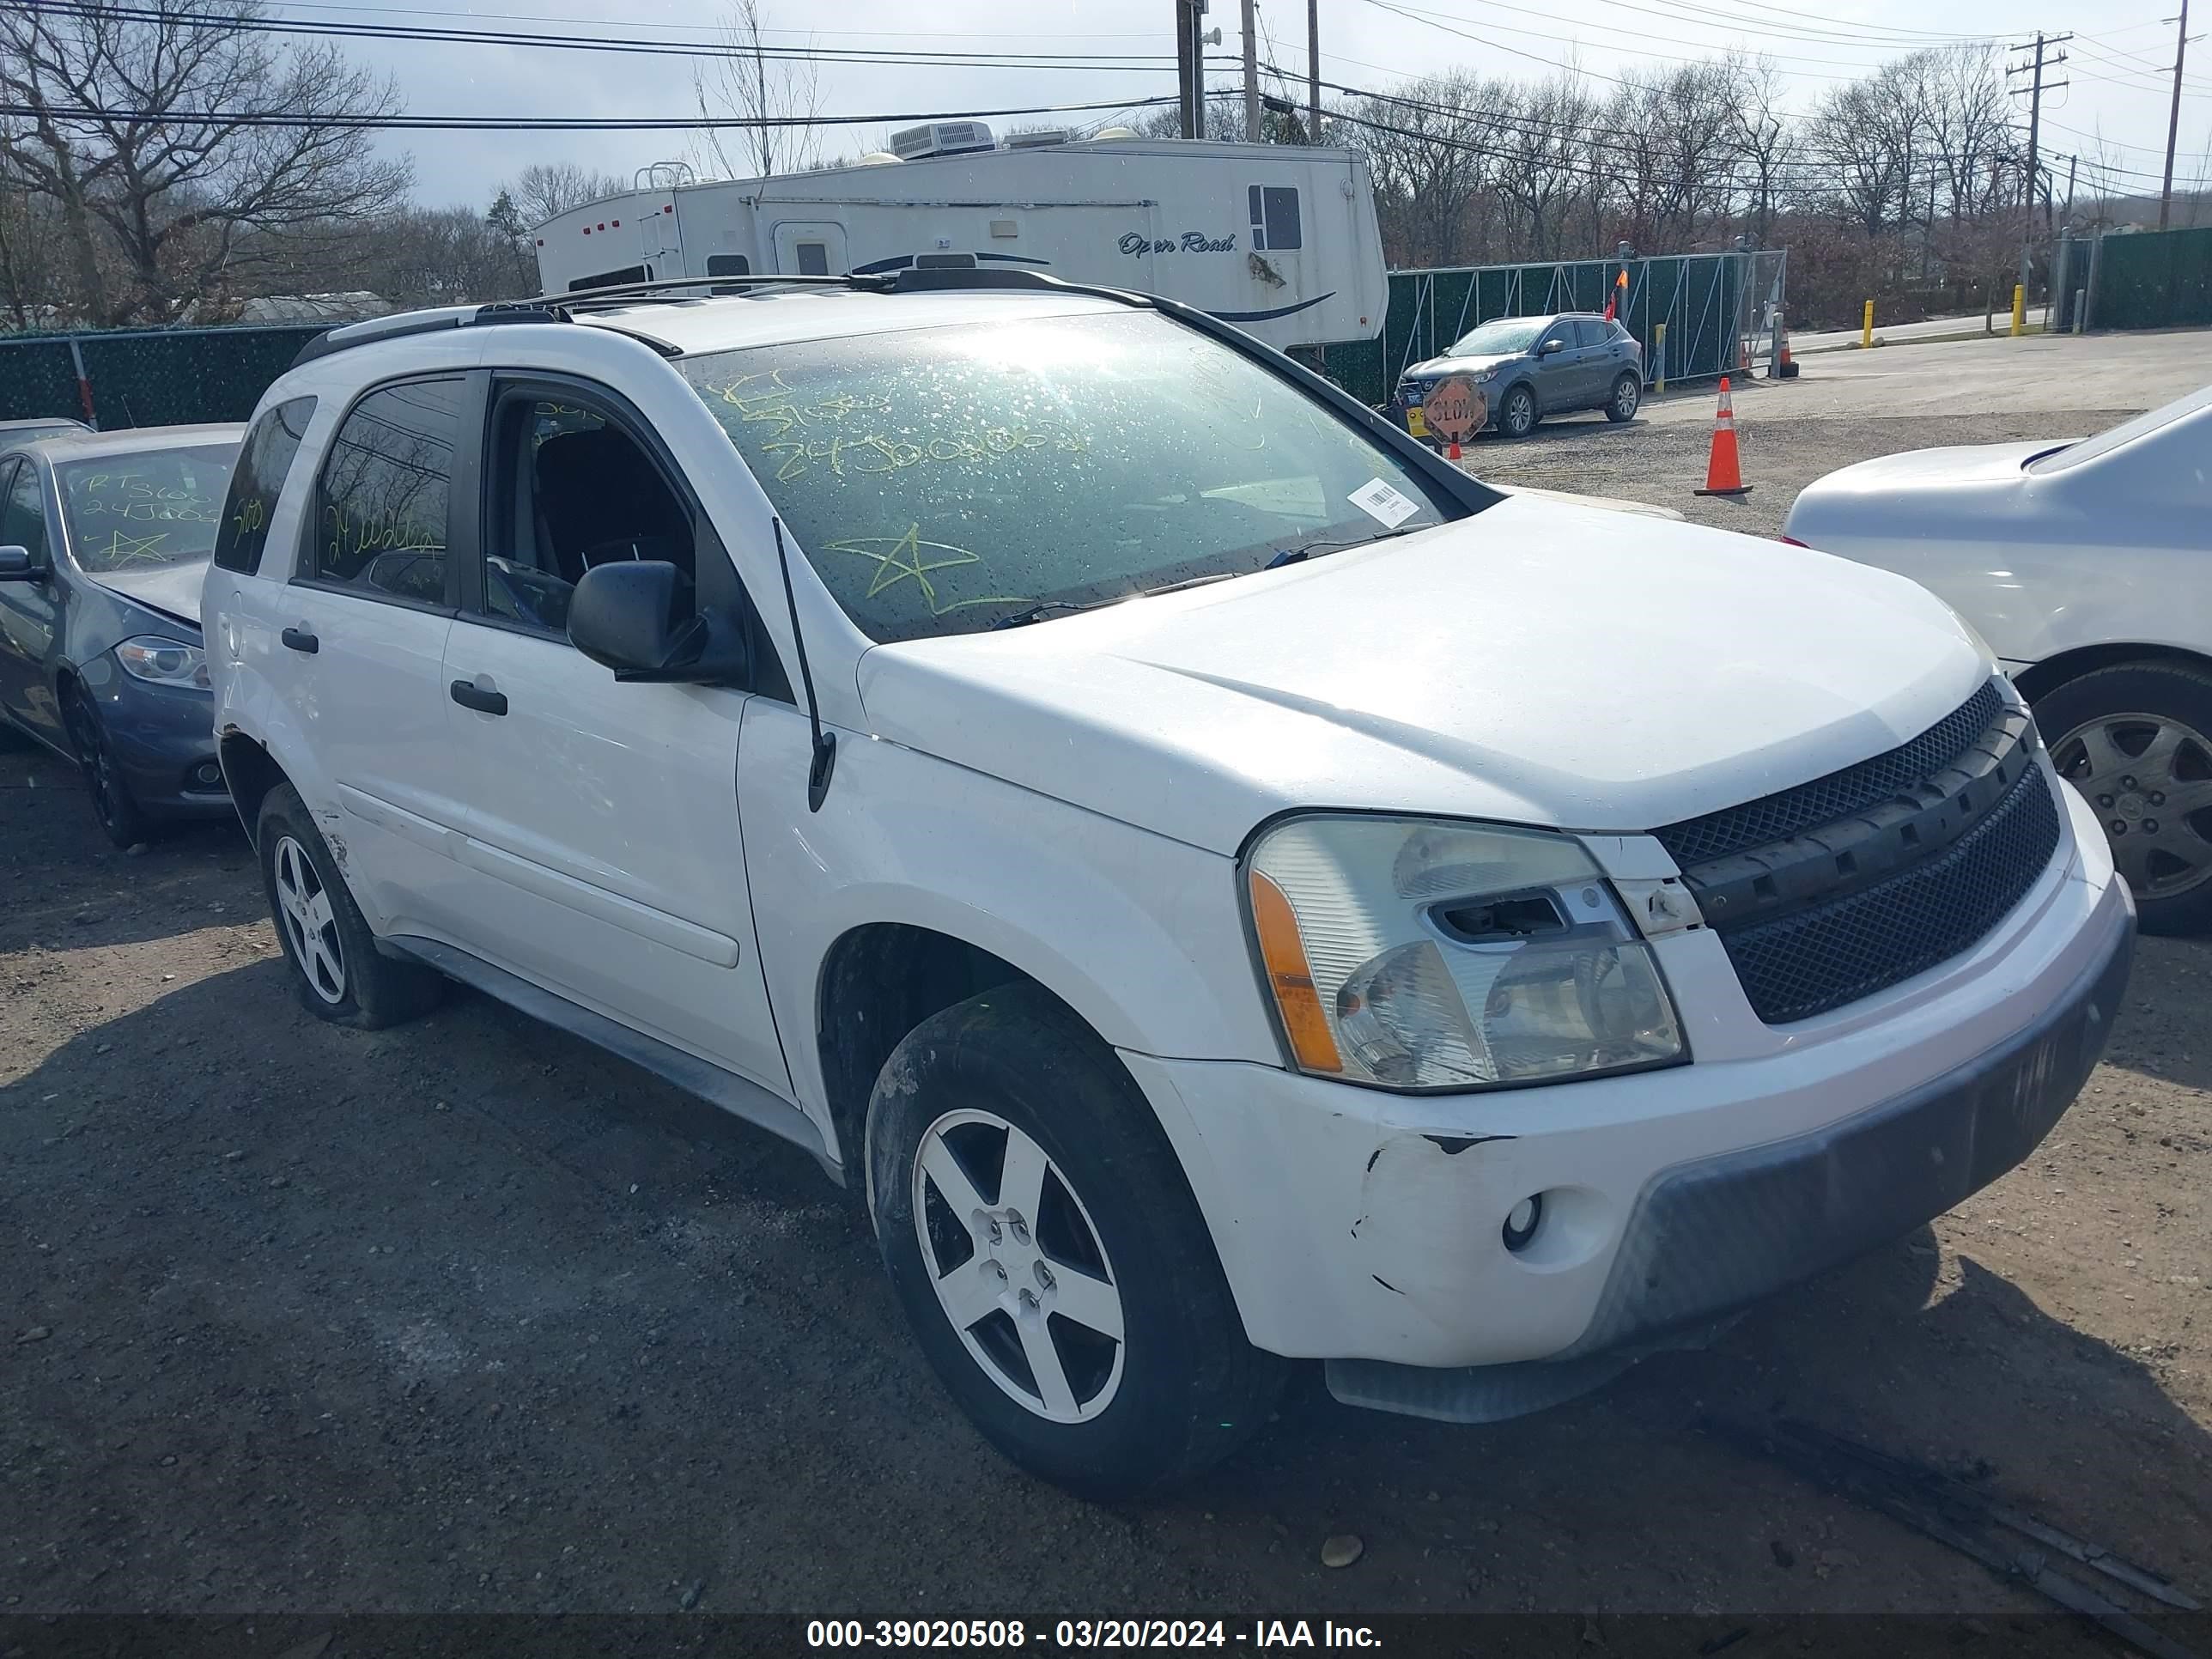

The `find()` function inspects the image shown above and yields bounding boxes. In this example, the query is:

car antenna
[772,516,836,812]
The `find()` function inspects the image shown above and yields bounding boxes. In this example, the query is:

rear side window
[1571,319,1606,348]
[214,397,316,574]
[309,379,465,605]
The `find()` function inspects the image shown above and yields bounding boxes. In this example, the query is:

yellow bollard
[1861,300,1875,348]
[1653,322,1667,394]
[2010,284,2026,336]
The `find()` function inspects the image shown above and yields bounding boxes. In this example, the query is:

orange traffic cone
[1695,377,1752,497]
[1446,439,1462,461]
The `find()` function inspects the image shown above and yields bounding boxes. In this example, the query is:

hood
[1794,440,2063,497]
[857,495,1988,855]
[1405,352,1519,381]
[86,560,206,628]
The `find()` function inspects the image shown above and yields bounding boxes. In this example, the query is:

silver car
[1397,312,1645,441]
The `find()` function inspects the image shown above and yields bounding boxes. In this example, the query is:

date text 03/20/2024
[805,1621,1382,1650]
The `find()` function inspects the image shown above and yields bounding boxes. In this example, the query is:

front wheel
[1497,383,1539,439]
[2039,660,2212,935]
[867,983,1285,1497]
[1606,372,1642,422]
[64,688,148,850]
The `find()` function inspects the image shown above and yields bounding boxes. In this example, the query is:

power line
[9,0,1202,70]
[0,91,1183,130]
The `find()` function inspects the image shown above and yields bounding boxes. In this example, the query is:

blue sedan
[0,425,242,847]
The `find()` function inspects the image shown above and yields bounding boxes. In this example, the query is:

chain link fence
[0,323,325,430]
[2058,227,2212,334]
[1297,248,1788,407]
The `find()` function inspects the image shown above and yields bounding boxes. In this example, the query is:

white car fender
[736,696,1285,1158]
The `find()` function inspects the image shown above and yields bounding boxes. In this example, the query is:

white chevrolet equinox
[204,271,2134,1495]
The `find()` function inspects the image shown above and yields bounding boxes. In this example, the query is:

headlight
[1466,366,1498,382]
[1244,814,1685,1091]
[116,635,208,689]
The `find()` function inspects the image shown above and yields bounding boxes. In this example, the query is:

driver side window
[477,389,700,639]
[3,460,51,565]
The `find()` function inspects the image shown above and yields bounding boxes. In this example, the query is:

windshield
[58,446,236,572]
[679,308,1461,642]
[2026,382,2212,476]
[1445,318,1547,357]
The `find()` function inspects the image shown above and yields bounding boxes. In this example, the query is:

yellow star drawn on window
[822,525,1024,617]
[100,529,169,565]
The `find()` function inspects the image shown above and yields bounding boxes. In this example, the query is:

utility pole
[1308,0,1321,143]
[2160,0,2195,229]
[2009,32,2070,307]
[1175,0,1209,139]
[1242,0,1261,142]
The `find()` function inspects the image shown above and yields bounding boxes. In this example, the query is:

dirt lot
[3,371,2210,1640]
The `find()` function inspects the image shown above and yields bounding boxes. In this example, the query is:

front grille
[1717,766,2061,1023]
[1655,679,2005,867]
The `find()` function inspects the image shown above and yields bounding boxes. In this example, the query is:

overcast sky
[337,0,2212,215]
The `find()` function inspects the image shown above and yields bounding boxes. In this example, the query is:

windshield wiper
[988,569,1247,630]
[1263,523,1429,568]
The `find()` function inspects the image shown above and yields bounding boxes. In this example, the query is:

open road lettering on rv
[1119,231,1239,256]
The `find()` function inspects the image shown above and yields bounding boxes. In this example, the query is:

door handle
[280,626,319,653]
[450,678,508,716]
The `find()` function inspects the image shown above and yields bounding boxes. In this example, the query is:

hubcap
[1616,380,1638,416]
[271,836,347,1004]
[911,1109,1125,1424]
[1507,392,1533,434]
[2053,711,2212,900]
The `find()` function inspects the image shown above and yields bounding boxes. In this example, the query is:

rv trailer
[531,128,1387,351]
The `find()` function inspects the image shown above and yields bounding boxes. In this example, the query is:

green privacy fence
[2071,226,2212,332]
[1298,248,1787,407]
[0,323,325,430]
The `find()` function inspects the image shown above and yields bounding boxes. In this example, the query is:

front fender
[737,697,1284,1144]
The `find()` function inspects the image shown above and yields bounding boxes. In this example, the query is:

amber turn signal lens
[1248,868,1343,1074]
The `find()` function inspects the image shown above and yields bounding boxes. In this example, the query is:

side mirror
[568,560,752,686]
[0,544,39,580]
[1537,339,1565,356]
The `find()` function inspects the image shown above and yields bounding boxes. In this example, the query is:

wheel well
[217,732,286,847]
[2011,644,2212,704]
[815,924,1060,1170]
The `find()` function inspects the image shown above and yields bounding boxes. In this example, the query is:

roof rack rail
[289,267,1163,371]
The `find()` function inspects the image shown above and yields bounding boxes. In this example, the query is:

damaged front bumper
[1119,780,2135,1420]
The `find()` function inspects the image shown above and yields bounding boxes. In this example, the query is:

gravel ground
[3,398,2209,1638]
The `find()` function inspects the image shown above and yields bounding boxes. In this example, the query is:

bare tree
[506,161,630,228]
[0,0,411,325]
[690,0,823,179]
[1729,58,1798,249]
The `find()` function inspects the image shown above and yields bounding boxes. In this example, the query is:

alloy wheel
[2053,711,2212,899]
[272,835,347,1004]
[910,1108,1126,1424]
[1613,377,1639,418]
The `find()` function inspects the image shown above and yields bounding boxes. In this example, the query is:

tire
[1498,383,1538,439]
[1605,372,1642,422]
[63,687,149,850]
[256,782,444,1026]
[867,982,1286,1497]
[2036,660,2212,935]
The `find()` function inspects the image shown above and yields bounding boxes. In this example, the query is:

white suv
[204,271,2134,1495]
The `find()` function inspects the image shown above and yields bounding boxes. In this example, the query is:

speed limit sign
[1421,376,1486,447]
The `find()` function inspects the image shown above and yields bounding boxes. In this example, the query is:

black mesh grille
[1656,680,2006,868]
[1717,767,2062,1024]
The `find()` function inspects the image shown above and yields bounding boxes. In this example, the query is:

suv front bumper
[1119,778,2133,1413]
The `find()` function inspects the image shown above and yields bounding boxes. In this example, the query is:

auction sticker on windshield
[1348,477,1421,529]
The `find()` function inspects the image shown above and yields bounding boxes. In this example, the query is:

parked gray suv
[1398,312,1644,440]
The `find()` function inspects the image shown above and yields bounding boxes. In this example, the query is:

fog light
[191,761,225,790]
[1503,1194,1543,1252]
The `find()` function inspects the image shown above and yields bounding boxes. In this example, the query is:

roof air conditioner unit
[890,121,997,160]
